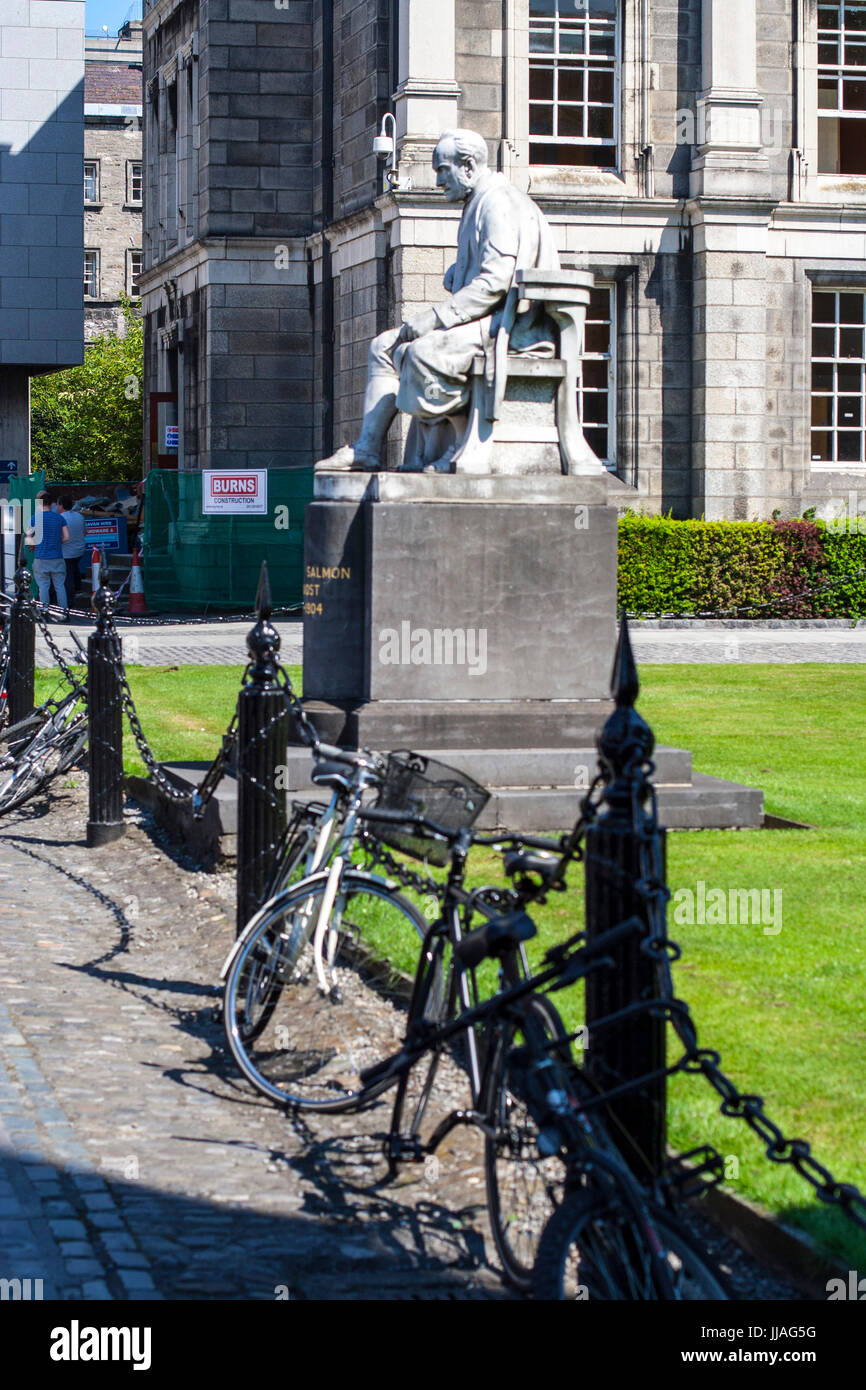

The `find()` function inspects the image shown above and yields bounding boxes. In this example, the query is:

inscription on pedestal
[302,502,367,700]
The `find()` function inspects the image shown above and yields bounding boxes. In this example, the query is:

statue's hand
[397,308,439,343]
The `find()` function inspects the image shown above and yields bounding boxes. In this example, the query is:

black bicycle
[355,803,729,1301]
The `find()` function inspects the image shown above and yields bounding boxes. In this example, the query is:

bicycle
[0,678,87,815]
[225,749,586,1290]
[221,742,431,1080]
[353,806,728,1300]
[221,748,553,1118]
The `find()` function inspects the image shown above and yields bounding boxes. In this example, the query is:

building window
[811,288,865,464]
[84,159,100,204]
[127,160,143,205]
[818,2,866,175]
[529,0,619,168]
[128,249,143,297]
[83,250,100,299]
[580,283,616,467]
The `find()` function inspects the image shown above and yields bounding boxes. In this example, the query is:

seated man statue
[319,127,561,473]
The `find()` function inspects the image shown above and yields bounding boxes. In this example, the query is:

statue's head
[432,129,489,202]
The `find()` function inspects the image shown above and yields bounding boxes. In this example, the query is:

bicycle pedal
[387,1135,425,1164]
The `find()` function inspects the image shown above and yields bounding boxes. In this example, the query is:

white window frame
[503,0,641,197]
[83,250,100,299]
[127,159,143,206]
[127,249,143,297]
[527,1,620,171]
[84,158,100,205]
[580,279,617,470]
[810,285,866,469]
[817,2,866,175]
[800,0,866,201]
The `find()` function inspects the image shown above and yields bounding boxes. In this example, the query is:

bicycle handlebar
[358,804,453,842]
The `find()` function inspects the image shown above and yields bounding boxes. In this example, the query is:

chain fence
[5,568,865,1241]
[576,736,866,1234]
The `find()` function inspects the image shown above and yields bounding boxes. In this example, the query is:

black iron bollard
[583,616,667,1182]
[87,561,125,847]
[236,563,289,936]
[7,551,35,727]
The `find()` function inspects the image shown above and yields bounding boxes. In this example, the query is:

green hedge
[618,516,866,618]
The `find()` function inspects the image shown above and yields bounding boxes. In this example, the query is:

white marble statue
[318,128,564,474]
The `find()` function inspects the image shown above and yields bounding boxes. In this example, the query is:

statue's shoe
[315,444,380,472]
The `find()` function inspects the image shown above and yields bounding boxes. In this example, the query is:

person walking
[59,495,87,608]
[26,491,69,613]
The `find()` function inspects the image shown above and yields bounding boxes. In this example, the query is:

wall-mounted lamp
[373,113,411,193]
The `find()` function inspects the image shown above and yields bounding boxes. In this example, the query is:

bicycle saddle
[455,910,537,969]
[310,760,353,793]
[503,850,560,881]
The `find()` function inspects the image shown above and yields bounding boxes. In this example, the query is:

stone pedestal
[287,469,763,833]
[296,471,625,755]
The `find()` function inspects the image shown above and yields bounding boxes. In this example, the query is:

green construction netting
[141,467,314,612]
[7,471,45,598]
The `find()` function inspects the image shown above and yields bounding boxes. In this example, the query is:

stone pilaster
[394,0,461,190]
[690,0,770,199]
[690,205,774,520]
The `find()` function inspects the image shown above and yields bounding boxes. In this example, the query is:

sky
[85,0,142,38]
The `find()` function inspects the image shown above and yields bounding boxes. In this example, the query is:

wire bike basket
[374,750,490,867]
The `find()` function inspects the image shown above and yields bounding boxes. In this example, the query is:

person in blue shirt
[59,495,87,607]
[26,492,70,613]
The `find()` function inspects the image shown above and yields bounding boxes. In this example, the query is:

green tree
[30,299,143,482]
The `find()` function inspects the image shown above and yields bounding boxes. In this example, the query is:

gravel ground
[0,777,805,1301]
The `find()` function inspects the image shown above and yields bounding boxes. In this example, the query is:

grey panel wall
[0,0,85,371]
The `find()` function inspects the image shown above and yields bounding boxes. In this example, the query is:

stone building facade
[83,21,144,340]
[140,0,866,521]
[0,0,85,481]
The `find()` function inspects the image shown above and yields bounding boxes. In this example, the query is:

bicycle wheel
[224,871,427,1112]
[483,994,571,1293]
[532,1191,729,1301]
[0,717,86,815]
[0,710,48,760]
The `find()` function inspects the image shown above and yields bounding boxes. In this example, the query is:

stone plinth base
[301,472,624,727]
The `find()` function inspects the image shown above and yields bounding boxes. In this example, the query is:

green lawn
[34,661,866,1268]
[34,664,303,777]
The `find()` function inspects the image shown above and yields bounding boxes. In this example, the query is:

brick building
[83,20,144,340]
[140,1,866,520]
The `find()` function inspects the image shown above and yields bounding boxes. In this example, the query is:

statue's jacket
[394,171,561,419]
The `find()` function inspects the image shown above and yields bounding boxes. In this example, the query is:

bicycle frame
[220,754,386,987]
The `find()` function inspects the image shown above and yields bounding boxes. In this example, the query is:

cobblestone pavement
[0,781,803,1301]
[33,616,866,670]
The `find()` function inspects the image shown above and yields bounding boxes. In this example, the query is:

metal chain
[28,596,82,693]
[583,763,866,1231]
[32,598,302,628]
[99,616,245,814]
[357,830,447,902]
[276,661,320,750]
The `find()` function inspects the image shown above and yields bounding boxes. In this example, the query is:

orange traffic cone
[128,545,147,615]
[90,545,100,614]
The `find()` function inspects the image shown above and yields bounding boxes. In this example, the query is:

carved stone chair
[402,269,606,476]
